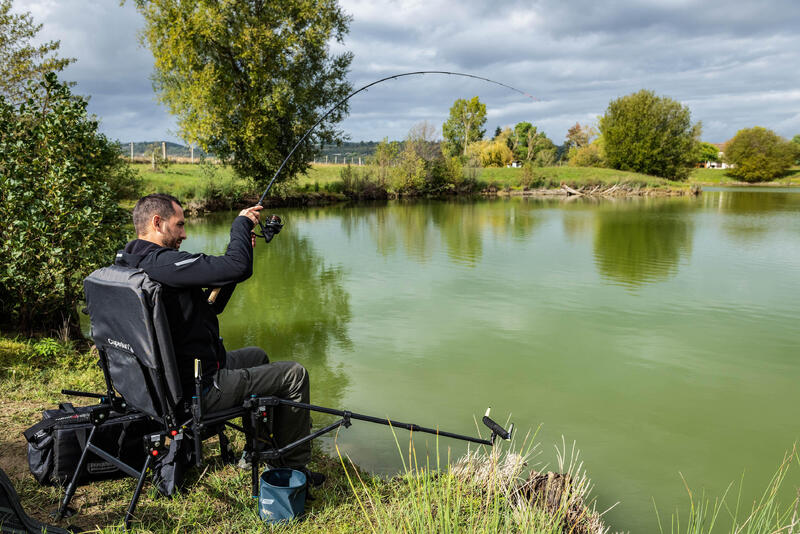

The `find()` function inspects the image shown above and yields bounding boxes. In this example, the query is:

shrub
[599,89,700,180]
[568,142,605,168]
[0,73,129,335]
[479,140,513,167]
[724,127,797,182]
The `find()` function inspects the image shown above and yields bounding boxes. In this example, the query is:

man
[115,193,321,483]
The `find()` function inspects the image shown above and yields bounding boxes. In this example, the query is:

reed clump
[337,431,610,534]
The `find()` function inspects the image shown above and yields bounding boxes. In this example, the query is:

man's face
[160,202,187,249]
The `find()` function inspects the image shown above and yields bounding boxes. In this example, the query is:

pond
[184,188,800,532]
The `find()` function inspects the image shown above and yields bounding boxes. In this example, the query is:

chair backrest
[83,265,183,422]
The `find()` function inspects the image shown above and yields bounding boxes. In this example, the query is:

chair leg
[218,430,234,464]
[123,454,153,530]
[57,425,98,519]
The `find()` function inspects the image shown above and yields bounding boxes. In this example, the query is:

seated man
[115,193,321,483]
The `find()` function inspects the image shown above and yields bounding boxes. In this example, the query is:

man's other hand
[239,205,263,226]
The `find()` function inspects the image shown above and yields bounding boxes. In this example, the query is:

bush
[723,127,797,182]
[0,73,128,335]
[568,142,605,168]
[599,89,700,180]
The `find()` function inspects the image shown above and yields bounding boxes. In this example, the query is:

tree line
[436,90,799,183]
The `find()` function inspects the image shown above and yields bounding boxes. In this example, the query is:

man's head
[132,193,186,249]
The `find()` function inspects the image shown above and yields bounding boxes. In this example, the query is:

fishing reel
[255,214,284,243]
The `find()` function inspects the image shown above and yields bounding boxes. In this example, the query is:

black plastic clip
[90,405,111,425]
[342,411,352,429]
[144,432,168,459]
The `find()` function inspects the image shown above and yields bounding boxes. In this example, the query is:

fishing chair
[55,265,514,530]
[55,265,249,529]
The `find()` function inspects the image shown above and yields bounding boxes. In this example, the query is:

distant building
[702,142,734,169]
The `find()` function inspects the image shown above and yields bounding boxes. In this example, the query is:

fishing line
[257,70,538,206]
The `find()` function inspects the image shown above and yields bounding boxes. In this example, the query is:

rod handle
[482,413,512,441]
[194,359,200,379]
[208,287,221,304]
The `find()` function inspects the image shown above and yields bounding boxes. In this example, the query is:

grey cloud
[21,0,800,145]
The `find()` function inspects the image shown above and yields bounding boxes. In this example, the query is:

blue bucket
[258,468,307,523]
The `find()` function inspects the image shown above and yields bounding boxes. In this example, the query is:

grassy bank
[0,334,611,533]
[134,163,700,212]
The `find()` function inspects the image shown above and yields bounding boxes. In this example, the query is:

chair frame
[55,266,510,530]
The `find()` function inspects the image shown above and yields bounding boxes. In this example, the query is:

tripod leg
[123,454,153,530]
[57,425,98,519]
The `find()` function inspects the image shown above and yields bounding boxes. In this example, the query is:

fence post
[162,141,166,162]
[130,142,133,161]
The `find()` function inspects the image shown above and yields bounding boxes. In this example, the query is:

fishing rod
[209,72,535,304]
[252,70,537,241]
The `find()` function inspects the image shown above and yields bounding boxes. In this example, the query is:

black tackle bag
[23,403,156,486]
[0,467,71,534]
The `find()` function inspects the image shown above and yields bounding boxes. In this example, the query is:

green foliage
[791,134,800,165]
[599,89,700,180]
[0,0,73,104]
[480,139,513,167]
[371,137,400,186]
[0,74,129,335]
[144,142,171,173]
[133,0,353,188]
[442,96,487,157]
[568,140,605,168]
[724,127,796,182]
[510,122,555,164]
[694,141,720,164]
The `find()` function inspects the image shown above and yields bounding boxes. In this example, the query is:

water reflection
[702,191,800,243]
[338,200,544,266]
[213,224,352,408]
[592,200,695,287]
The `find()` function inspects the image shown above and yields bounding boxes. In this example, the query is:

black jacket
[115,216,254,393]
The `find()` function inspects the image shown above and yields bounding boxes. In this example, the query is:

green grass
[0,334,611,533]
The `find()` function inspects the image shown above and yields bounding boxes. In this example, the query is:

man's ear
[151,214,163,233]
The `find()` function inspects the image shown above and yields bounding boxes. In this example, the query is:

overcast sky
[20,0,800,145]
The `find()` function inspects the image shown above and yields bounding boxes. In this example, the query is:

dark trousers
[202,347,311,467]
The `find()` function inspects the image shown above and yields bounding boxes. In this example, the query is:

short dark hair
[132,193,182,235]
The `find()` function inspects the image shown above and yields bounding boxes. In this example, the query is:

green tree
[133,0,353,188]
[723,127,796,182]
[371,137,399,186]
[442,96,486,157]
[0,74,129,335]
[694,141,720,164]
[510,122,555,164]
[792,134,800,165]
[479,139,513,167]
[599,89,700,180]
[568,139,605,168]
[0,0,73,104]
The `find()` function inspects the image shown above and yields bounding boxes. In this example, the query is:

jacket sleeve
[143,216,255,288]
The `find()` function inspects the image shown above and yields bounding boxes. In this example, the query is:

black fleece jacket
[115,216,254,392]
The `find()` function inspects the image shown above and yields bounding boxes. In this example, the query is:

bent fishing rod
[209,72,534,303]
[251,70,537,240]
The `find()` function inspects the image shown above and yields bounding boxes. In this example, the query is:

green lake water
[184,188,800,532]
